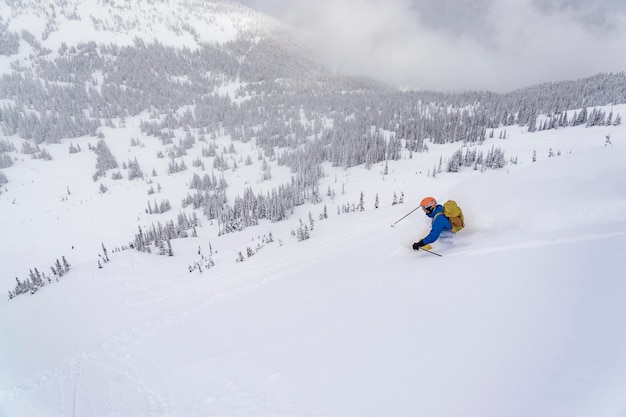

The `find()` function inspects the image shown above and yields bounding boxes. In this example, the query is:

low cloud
[243,0,626,92]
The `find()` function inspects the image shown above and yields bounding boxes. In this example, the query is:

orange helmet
[420,197,437,213]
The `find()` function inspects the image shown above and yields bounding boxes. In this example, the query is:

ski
[414,247,442,257]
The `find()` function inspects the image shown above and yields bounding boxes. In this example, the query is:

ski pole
[390,206,421,227]
[419,247,442,257]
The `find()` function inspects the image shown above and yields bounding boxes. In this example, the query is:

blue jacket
[422,205,452,244]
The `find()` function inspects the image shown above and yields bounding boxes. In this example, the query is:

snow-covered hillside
[1,1,626,415]
[0,0,278,51]
[1,102,626,416]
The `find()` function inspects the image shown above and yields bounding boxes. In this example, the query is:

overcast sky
[239,0,626,92]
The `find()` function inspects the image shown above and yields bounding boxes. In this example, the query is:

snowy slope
[1,105,626,416]
[2,0,626,415]
[0,0,282,74]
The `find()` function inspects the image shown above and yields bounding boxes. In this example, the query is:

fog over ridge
[240,0,626,92]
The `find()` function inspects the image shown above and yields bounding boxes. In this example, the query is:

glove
[412,240,425,251]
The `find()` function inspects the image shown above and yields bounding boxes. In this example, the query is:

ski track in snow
[1,253,314,416]
[1,342,307,417]
[445,229,626,257]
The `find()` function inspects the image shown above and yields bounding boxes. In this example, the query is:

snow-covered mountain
[0,0,280,52]
[1,0,626,416]
[0,0,334,83]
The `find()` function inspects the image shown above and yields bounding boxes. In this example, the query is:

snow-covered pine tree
[55,259,64,276]
[93,139,118,178]
[102,243,109,262]
[62,256,70,272]
[158,239,167,255]
[127,157,143,180]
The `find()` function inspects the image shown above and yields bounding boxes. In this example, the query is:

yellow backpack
[441,200,465,233]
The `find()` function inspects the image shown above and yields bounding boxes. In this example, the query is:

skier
[412,197,452,251]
